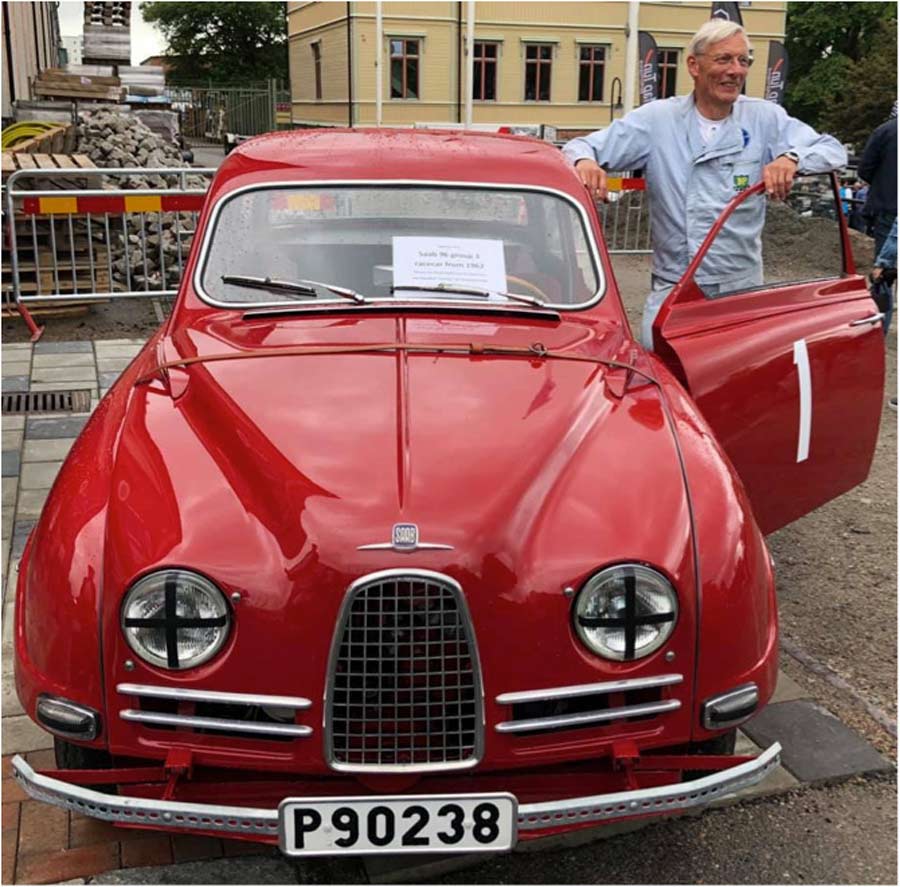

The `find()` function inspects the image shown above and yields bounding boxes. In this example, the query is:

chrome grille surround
[325,569,484,773]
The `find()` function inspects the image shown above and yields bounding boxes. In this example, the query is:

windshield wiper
[391,283,553,310]
[221,274,367,303]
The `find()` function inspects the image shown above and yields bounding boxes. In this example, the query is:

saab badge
[357,524,454,553]
[392,523,419,551]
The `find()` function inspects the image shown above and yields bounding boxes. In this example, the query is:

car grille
[326,570,483,772]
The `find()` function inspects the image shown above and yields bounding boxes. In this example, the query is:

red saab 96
[12,129,884,856]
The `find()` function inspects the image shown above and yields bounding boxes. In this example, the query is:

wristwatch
[781,150,800,164]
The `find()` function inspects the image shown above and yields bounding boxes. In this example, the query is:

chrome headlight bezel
[572,564,678,661]
[121,569,231,670]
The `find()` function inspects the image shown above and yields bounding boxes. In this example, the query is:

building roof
[213,128,584,201]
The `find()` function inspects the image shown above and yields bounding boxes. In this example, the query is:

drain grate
[1,389,92,415]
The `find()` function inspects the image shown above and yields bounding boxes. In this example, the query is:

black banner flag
[710,2,744,24]
[764,41,789,104]
[638,31,659,105]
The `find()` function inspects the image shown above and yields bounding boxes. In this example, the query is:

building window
[657,49,678,99]
[312,43,322,100]
[524,44,552,101]
[390,39,419,99]
[578,45,605,102]
[473,42,498,101]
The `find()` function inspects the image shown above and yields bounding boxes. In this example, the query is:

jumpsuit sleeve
[767,104,848,173]
[562,104,656,171]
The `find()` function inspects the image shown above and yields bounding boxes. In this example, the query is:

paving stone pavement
[0,339,892,885]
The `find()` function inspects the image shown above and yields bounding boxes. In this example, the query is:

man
[858,102,897,259]
[563,19,847,349]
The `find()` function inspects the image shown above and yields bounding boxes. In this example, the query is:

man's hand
[574,158,608,202]
[763,154,798,201]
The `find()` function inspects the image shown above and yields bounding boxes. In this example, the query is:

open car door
[653,175,885,535]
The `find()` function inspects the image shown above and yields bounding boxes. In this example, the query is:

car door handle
[849,313,885,327]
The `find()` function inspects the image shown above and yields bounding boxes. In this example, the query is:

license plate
[278,793,517,856]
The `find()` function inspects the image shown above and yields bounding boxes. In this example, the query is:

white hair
[686,20,751,58]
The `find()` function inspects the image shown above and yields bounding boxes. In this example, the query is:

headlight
[573,564,678,661]
[121,570,231,670]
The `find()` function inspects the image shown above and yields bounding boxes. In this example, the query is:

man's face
[687,34,751,108]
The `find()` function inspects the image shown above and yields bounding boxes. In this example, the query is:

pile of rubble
[76,108,194,181]
[75,108,209,291]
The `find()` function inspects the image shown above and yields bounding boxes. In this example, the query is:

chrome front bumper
[11,743,781,842]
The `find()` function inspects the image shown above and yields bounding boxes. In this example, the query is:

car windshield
[199,185,602,308]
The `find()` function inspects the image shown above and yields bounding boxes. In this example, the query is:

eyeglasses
[708,53,753,69]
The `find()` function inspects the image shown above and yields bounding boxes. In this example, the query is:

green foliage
[820,18,897,150]
[784,2,897,149]
[140,2,288,85]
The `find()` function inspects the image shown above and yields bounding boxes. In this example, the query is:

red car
[13,130,884,856]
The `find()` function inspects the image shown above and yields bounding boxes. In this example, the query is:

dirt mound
[763,200,874,282]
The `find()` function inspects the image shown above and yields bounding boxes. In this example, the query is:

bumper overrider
[12,743,781,849]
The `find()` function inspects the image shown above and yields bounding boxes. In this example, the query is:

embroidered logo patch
[733,174,750,191]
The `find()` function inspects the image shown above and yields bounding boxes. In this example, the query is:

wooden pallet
[5,124,74,155]
[2,153,97,192]
[2,269,112,295]
[2,303,94,319]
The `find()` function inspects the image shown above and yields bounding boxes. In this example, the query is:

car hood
[106,318,694,599]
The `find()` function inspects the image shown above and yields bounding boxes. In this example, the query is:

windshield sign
[199,186,602,309]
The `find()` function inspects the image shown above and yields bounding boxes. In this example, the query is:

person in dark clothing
[858,103,898,257]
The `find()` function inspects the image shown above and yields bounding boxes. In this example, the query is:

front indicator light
[36,695,100,740]
[702,683,759,729]
[573,564,678,661]
[121,569,231,670]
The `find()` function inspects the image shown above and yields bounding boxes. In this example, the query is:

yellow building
[287,1,788,135]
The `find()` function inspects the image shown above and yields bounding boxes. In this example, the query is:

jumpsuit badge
[733,174,750,192]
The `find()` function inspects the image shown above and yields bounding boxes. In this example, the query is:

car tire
[54,738,118,793]
[684,729,737,780]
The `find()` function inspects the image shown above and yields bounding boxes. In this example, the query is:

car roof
[212,128,583,198]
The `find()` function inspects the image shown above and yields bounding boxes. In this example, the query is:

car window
[199,185,601,307]
[694,173,848,299]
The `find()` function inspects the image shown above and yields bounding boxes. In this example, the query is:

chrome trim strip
[191,179,606,313]
[516,743,782,830]
[119,709,313,737]
[324,568,485,773]
[116,684,312,709]
[356,542,454,552]
[11,743,782,840]
[496,674,683,705]
[11,756,279,837]
[495,699,681,734]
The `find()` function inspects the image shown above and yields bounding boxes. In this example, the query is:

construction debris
[74,109,207,290]
[76,108,187,175]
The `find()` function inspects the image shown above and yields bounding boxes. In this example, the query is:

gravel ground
[428,774,897,885]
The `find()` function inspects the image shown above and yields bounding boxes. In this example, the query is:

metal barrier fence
[598,172,651,253]
[164,82,292,145]
[4,168,215,312]
[3,166,653,336]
